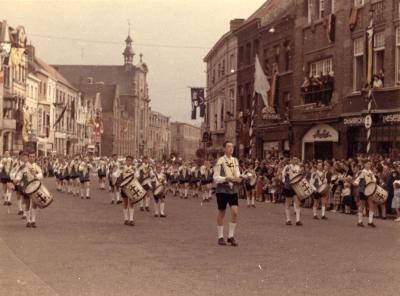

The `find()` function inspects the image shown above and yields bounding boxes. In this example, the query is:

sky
[1,0,264,124]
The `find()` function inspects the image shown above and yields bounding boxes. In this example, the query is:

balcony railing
[301,87,333,107]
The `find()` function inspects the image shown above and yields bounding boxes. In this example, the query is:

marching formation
[1,147,399,247]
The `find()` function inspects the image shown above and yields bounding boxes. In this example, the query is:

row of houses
[204,0,400,160]
[0,20,172,158]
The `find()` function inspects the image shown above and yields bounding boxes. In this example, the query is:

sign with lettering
[303,124,339,143]
[343,117,364,126]
[383,113,400,123]
[364,115,372,129]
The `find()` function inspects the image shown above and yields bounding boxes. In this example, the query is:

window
[284,41,291,72]
[353,38,364,91]
[373,31,385,77]
[318,0,325,19]
[246,43,251,64]
[354,0,364,7]
[229,54,235,73]
[396,27,400,85]
[308,0,313,24]
[372,1,384,24]
[222,60,225,76]
[309,58,333,77]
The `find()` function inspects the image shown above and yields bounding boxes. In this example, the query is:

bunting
[53,104,67,128]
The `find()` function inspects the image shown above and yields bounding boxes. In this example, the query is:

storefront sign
[262,113,282,120]
[383,113,400,123]
[343,117,364,126]
[303,124,339,143]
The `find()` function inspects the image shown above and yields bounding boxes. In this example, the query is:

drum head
[24,179,41,195]
[120,174,134,187]
[290,174,303,185]
[364,182,377,197]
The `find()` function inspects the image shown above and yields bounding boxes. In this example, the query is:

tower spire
[123,20,134,66]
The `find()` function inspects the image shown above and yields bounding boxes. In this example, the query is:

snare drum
[24,179,54,209]
[317,183,329,196]
[141,177,153,191]
[290,174,315,201]
[120,175,147,204]
[154,185,165,197]
[364,182,388,204]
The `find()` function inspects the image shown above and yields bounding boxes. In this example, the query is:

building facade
[204,19,243,158]
[148,110,171,160]
[170,122,201,160]
[207,0,400,160]
[54,32,151,158]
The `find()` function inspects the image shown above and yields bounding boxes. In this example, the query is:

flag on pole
[365,18,374,86]
[190,87,205,119]
[253,54,270,108]
[53,104,67,128]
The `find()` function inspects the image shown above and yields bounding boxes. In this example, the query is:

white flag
[253,54,270,107]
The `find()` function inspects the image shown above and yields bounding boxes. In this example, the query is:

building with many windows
[170,122,201,160]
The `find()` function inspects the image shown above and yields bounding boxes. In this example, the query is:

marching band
[1,145,398,246]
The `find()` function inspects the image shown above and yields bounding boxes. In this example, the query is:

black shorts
[1,177,11,184]
[216,193,238,211]
[98,173,106,178]
[245,183,255,191]
[343,196,352,206]
[153,194,165,202]
[359,192,368,201]
[283,188,296,198]
[313,192,322,199]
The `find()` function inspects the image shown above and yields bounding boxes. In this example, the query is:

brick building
[215,0,400,160]
[54,32,151,158]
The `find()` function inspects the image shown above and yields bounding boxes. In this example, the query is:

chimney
[26,44,35,62]
[87,77,93,84]
[230,19,245,31]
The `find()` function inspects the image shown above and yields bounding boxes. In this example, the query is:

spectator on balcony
[378,69,384,86]
[372,75,383,89]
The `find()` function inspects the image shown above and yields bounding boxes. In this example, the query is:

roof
[34,57,77,91]
[78,83,118,112]
[203,30,232,62]
[53,65,136,94]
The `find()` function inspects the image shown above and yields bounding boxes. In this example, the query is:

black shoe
[313,215,319,220]
[251,205,256,208]
[26,222,31,228]
[117,200,122,204]
[140,207,144,212]
[218,238,226,246]
[286,221,292,226]
[86,196,90,199]
[31,222,37,228]
[357,222,364,227]
[227,237,238,247]
[154,214,159,217]
[124,220,129,225]
[17,210,23,215]
[368,222,376,228]
[145,207,150,212]
[160,214,167,218]
[111,201,115,204]
[81,196,84,199]
[129,221,135,226]
[22,215,26,220]
[296,221,303,226]
[321,216,328,220]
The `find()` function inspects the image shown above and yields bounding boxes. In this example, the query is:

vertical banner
[365,17,374,86]
[190,87,205,119]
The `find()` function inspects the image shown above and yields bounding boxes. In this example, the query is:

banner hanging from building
[190,87,205,120]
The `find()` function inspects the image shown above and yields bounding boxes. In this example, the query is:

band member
[138,156,152,211]
[69,155,81,196]
[60,158,69,192]
[200,160,213,202]
[15,152,43,228]
[10,152,25,217]
[79,156,93,199]
[282,157,303,226]
[53,157,62,191]
[244,164,257,208]
[356,160,377,228]
[213,141,244,247]
[310,163,328,220]
[108,154,122,204]
[178,162,190,199]
[0,151,14,207]
[97,157,108,190]
[119,156,136,226]
[152,164,167,218]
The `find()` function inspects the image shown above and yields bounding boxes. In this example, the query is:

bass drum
[364,182,388,204]
[154,185,165,197]
[290,174,315,201]
[120,174,147,204]
[24,179,54,209]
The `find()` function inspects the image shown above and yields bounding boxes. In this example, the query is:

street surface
[0,178,399,296]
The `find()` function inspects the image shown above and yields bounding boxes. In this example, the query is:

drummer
[137,156,153,212]
[108,154,122,205]
[97,156,108,190]
[119,155,137,226]
[16,152,43,228]
[356,160,377,228]
[282,157,303,226]
[310,162,328,220]
[0,151,14,208]
[152,163,167,218]
[78,156,93,200]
